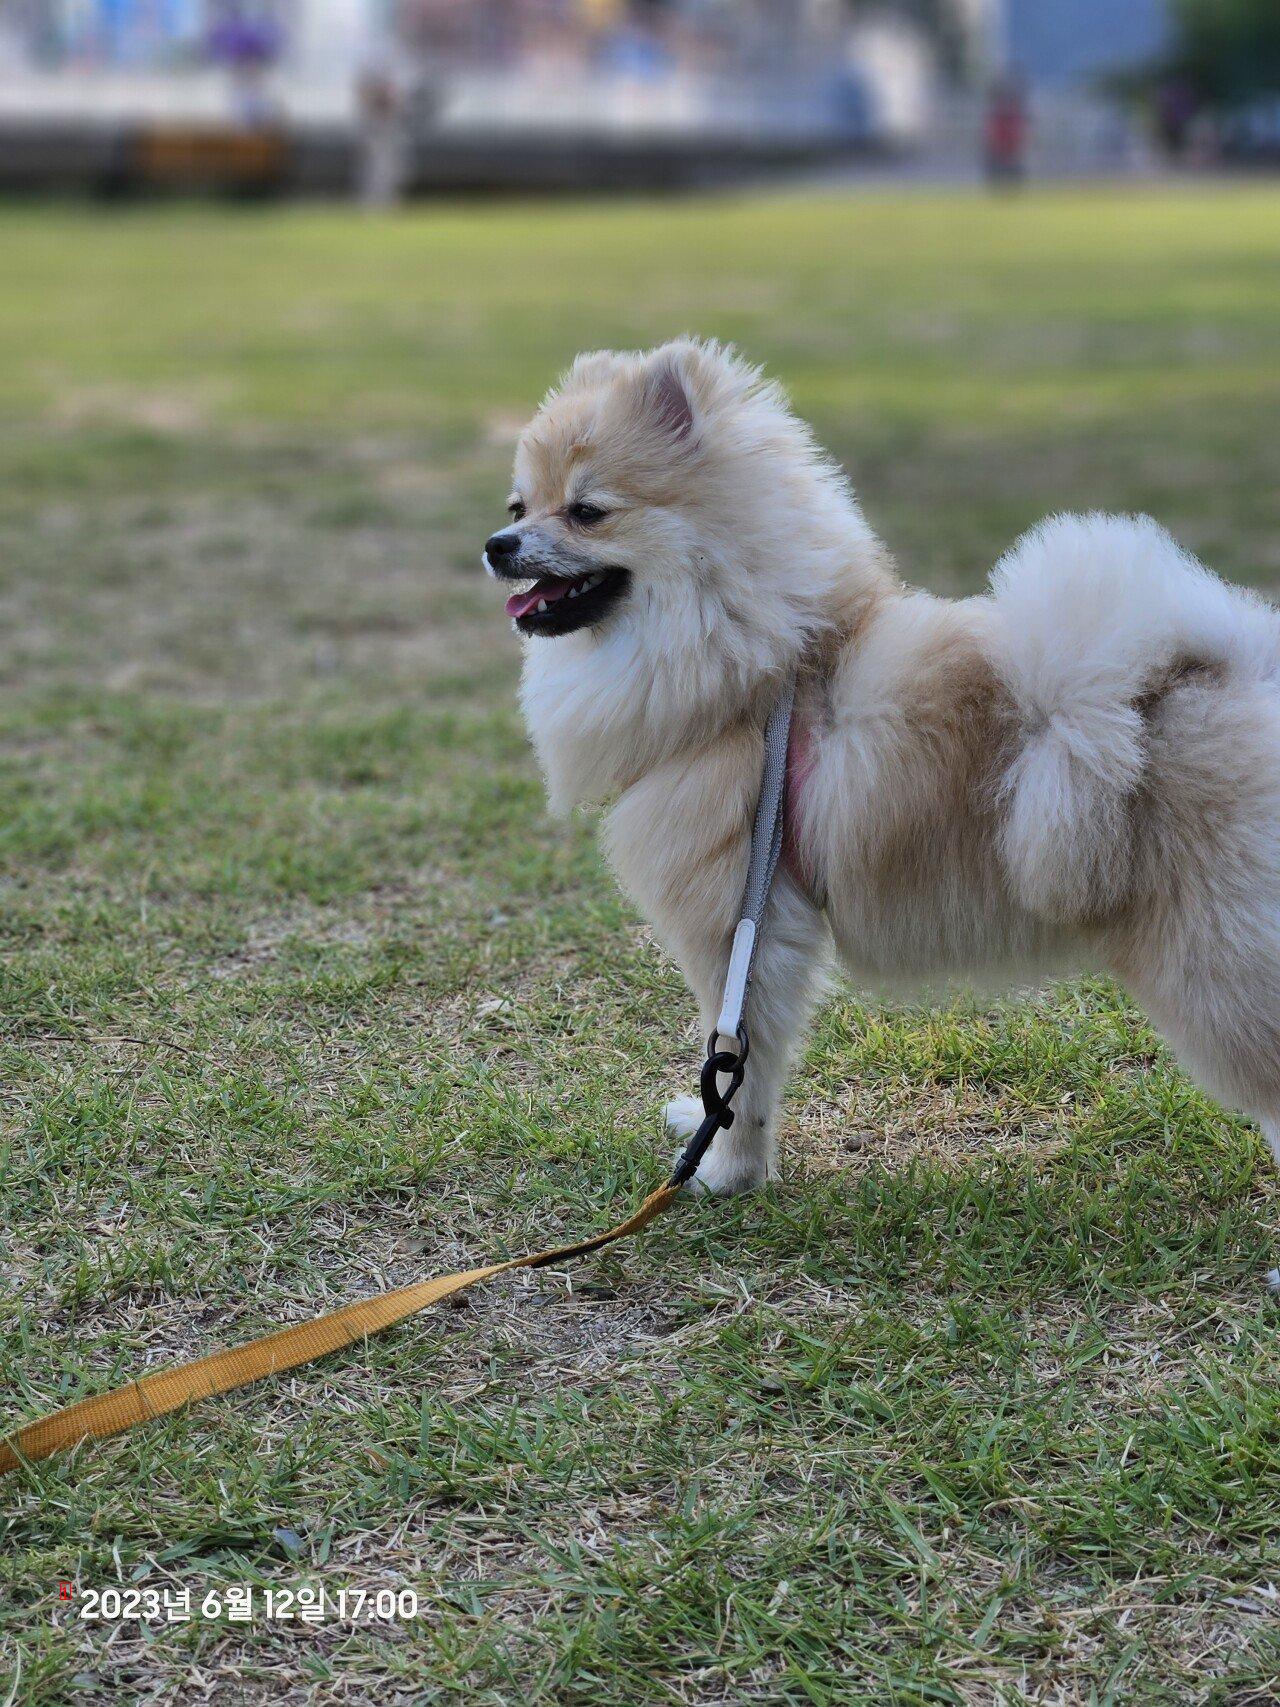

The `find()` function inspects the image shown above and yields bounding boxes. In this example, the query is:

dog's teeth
[568,587,578,597]
[536,600,548,613]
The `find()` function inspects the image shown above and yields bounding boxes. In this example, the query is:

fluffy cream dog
[483,338,1280,1197]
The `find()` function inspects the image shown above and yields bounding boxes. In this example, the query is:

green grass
[1,186,1279,1703]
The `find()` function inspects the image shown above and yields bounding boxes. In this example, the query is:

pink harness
[782,716,821,905]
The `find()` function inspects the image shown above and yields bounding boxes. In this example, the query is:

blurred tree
[1168,0,1280,104]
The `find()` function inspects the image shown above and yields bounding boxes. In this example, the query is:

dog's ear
[644,356,696,443]
[561,349,624,393]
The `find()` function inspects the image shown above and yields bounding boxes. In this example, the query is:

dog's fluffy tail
[991,513,1280,922]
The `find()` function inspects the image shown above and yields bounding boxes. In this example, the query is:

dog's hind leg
[665,878,829,1196]
[1113,878,1280,1290]
[1258,1118,1280,1171]
[1243,1118,1280,1295]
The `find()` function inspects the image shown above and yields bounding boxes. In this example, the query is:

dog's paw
[683,1145,773,1197]
[664,1097,773,1196]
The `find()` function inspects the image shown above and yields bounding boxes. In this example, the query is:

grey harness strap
[715,677,796,1048]
[669,678,797,1189]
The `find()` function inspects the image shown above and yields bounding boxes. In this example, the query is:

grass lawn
[1,185,1279,1703]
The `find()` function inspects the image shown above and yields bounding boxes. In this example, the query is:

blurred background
[1,0,1278,196]
[3,7,1280,1701]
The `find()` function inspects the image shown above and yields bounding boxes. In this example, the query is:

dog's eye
[568,502,608,526]
[508,500,526,521]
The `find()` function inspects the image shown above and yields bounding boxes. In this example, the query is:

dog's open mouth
[504,568,629,637]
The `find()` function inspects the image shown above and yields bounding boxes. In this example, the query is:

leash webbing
[715,678,795,1047]
[1,684,796,1479]
[670,680,795,1188]
[0,1186,680,1478]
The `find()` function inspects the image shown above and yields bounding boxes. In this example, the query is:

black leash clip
[668,1027,750,1189]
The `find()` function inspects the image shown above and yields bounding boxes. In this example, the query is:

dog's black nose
[485,530,521,565]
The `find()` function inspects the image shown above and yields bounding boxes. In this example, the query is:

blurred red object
[984,76,1029,184]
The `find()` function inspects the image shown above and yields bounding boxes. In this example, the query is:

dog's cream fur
[491,338,1280,1196]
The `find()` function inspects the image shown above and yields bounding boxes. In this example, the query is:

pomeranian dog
[484,338,1280,1199]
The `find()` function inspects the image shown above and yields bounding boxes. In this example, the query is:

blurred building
[0,0,1194,192]
[0,1,930,154]
[2,0,209,65]
[0,0,1180,81]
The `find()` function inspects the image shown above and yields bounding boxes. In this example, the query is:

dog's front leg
[665,879,829,1195]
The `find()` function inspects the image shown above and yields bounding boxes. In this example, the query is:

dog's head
[486,340,887,806]
[485,338,879,643]
[483,343,711,640]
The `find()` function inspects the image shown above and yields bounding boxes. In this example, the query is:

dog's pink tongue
[504,586,544,619]
[505,578,570,619]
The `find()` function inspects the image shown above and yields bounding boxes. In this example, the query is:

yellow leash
[2,682,796,1480]
[0,1182,679,1477]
